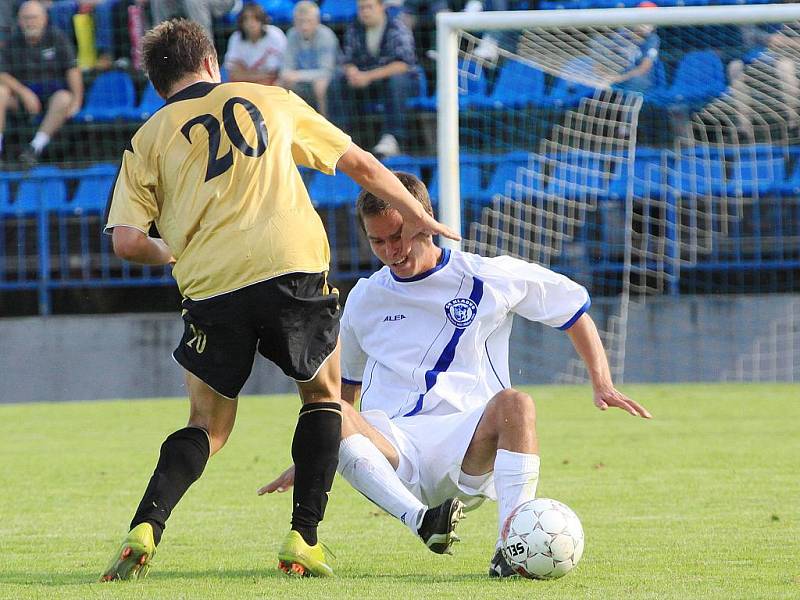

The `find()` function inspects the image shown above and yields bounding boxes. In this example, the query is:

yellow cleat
[100,523,156,582]
[277,530,334,578]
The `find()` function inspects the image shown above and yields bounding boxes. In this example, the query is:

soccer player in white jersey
[262,172,652,576]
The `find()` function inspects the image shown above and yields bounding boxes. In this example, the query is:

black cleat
[417,497,465,555]
[488,548,518,578]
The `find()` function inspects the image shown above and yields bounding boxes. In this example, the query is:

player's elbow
[112,227,146,261]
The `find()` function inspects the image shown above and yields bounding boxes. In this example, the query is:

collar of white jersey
[390,248,451,283]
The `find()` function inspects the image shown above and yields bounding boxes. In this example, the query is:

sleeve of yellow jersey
[104,141,159,235]
[288,90,352,175]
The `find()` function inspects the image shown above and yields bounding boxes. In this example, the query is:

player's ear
[205,55,222,82]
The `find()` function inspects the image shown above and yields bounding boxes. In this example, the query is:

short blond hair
[293,1,320,19]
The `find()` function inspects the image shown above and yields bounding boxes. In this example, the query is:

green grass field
[1,383,798,599]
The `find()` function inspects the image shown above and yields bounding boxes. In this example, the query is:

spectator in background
[603,1,660,93]
[0,0,83,165]
[280,1,339,116]
[224,3,286,86]
[728,23,800,135]
[149,0,235,38]
[330,0,417,157]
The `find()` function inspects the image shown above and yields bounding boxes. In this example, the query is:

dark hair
[237,3,269,37]
[142,19,217,97]
[356,171,434,234]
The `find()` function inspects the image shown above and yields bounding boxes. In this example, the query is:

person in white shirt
[261,172,652,577]
[224,3,287,86]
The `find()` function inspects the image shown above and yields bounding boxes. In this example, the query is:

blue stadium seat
[382,155,428,179]
[11,166,69,214]
[469,60,547,109]
[729,152,786,197]
[308,170,361,207]
[253,0,296,24]
[74,71,136,123]
[124,82,165,121]
[414,61,489,111]
[546,59,596,108]
[670,155,727,197]
[647,50,726,107]
[70,163,118,214]
[485,155,537,198]
[428,164,484,202]
[320,0,356,23]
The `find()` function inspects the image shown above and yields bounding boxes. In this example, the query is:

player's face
[364,209,438,278]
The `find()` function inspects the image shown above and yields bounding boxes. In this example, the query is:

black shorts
[173,272,340,399]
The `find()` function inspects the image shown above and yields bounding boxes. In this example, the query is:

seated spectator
[402,0,514,62]
[149,0,236,37]
[602,2,660,93]
[280,0,339,116]
[728,23,800,135]
[330,0,417,157]
[224,3,287,86]
[0,0,83,166]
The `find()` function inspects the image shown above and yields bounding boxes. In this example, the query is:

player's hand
[19,87,42,114]
[257,464,296,495]
[400,210,461,249]
[593,385,652,419]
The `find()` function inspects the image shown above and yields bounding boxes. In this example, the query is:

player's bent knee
[494,388,536,425]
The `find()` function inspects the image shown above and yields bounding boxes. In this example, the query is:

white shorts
[361,405,496,509]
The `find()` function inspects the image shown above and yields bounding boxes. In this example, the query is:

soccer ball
[500,498,584,580]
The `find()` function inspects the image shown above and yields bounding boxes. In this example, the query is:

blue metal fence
[2,147,799,313]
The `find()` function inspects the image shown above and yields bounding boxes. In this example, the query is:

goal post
[434,4,800,383]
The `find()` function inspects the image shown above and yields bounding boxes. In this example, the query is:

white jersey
[340,249,590,419]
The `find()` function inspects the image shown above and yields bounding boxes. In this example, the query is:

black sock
[129,426,210,545]
[290,402,342,546]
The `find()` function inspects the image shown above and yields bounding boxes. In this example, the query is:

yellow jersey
[105,81,351,299]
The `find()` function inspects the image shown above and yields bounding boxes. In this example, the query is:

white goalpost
[435,4,800,383]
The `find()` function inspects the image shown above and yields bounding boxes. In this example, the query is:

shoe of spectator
[373,134,400,157]
[18,146,38,169]
[474,35,499,62]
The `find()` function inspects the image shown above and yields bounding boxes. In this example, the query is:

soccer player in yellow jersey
[100,19,458,581]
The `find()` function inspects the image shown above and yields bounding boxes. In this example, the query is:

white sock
[338,434,427,536]
[30,132,51,154]
[494,449,541,546]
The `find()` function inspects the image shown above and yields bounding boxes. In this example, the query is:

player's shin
[338,434,427,535]
[493,449,541,546]
[290,402,342,546]
[129,426,211,545]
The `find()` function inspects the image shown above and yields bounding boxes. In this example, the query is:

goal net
[437,5,800,383]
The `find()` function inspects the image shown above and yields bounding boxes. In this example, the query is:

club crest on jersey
[444,298,478,329]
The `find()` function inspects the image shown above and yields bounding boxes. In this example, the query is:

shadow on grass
[0,568,522,587]
[0,568,284,587]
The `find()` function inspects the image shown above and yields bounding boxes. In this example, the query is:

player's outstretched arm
[336,144,461,248]
[112,226,176,266]
[565,313,652,419]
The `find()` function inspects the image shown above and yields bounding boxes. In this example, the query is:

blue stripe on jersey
[403,276,485,417]
[342,377,362,386]
[391,248,451,282]
[557,297,591,331]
